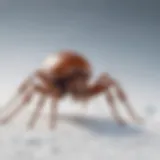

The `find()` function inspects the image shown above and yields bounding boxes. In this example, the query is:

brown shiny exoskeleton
[0,50,142,129]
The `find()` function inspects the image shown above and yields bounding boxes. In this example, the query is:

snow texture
[0,101,160,160]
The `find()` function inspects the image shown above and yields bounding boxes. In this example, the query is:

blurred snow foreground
[0,100,160,160]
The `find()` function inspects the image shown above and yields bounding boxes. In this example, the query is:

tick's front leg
[0,88,33,125]
[0,74,34,117]
[27,95,46,129]
[49,97,59,130]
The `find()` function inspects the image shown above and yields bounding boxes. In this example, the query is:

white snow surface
[0,98,160,160]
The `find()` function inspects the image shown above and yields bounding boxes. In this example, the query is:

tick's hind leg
[106,90,126,125]
[116,87,143,123]
[87,73,127,125]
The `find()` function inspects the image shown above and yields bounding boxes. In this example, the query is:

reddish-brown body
[0,49,142,129]
[47,50,92,79]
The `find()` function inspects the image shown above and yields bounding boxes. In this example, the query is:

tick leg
[0,89,33,124]
[27,95,46,129]
[0,83,50,125]
[0,73,36,117]
[106,90,126,125]
[0,93,20,116]
[49,97,59,130]
[35,70,55,89]
[116,88,143,123]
